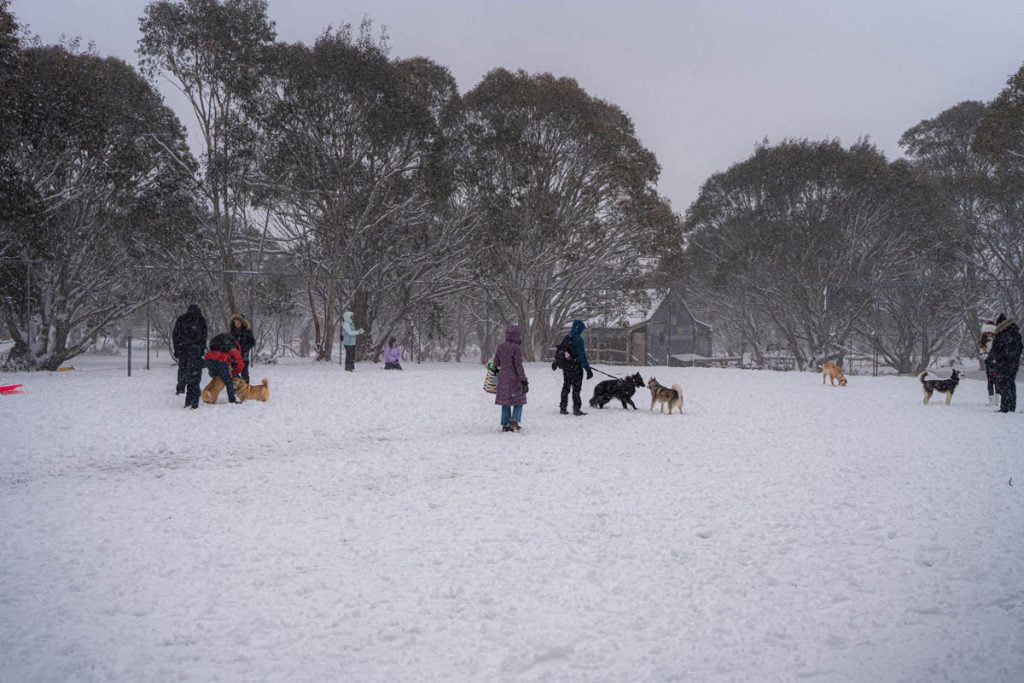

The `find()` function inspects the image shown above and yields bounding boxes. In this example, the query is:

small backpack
[553,335,577,369]
[209,332,235,353]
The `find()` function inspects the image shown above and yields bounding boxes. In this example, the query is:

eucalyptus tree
[138,0,275,316]
[253,26,474,361]
[463,69,677,360]
[0,45,195,370]
[973,66,1024,321]
[684,139,956,372]
[900,101,998,345]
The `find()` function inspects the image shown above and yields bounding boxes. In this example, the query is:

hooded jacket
[172,304,207,359]
[384,341,401,364]
[493,325,528,406]
[341,311,364,346]
[566,320,591,371]
[204,341,245,376]
[229,314,256,359]
[988,316,1022,377]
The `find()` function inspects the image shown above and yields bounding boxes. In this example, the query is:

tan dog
[237,377,270,402]
[819,361,847,387]
[201,376,270,403]
[200,376,228,404]
[647,377,683,414]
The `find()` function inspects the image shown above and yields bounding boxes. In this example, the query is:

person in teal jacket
[554,319,593,415]
[341,310,365,371]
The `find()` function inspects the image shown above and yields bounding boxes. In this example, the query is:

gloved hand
[586,368,593,380]
[521,380,529,394]
[551,361,558,371]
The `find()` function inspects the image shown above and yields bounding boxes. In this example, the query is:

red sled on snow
[0,383,25,395]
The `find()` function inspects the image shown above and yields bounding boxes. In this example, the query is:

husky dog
[819,361,847,386]
[919,369,965,405]
[647,377,683,414]
[589,373,645,410]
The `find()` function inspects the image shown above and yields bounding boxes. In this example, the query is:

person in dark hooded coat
[172,304,208,408]
[986,313,1022,413]
[553,319,593,416]
[493,324,529,432]
[228,314,256,383]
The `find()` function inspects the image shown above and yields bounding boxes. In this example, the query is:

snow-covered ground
[1,356,1021,681]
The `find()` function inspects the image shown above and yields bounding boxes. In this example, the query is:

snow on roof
[584,289,664,329]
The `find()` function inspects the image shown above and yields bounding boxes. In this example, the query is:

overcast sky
[11,0,1024,213]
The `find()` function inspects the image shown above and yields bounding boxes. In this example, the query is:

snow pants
[560,366,583,411]
[183,349,204,408]
[995,374,1017,413]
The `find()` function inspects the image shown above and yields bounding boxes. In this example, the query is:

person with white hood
[341,310,365,372]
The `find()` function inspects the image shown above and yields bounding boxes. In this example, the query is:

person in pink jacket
[383,337,402,370]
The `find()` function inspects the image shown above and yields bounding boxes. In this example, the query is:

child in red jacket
[203,333,245,405]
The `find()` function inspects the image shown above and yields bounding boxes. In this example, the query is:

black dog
[919,369,966,405]
[589,373,645,410]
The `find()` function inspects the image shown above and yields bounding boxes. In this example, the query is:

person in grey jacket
[341,310,365,371]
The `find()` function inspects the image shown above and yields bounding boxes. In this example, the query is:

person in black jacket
[172,304,208,409]
[228,314,256,384]
[986,313,1023,413]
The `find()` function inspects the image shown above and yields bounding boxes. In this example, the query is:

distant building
[573,287,712,366]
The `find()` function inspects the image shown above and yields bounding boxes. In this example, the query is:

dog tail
[672,384,683,409]
[261,378,269,387]
[918,371,928,383]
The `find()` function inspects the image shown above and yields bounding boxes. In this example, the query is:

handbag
[483,361,498,394]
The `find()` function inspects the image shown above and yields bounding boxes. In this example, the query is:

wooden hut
[573,288,712,366]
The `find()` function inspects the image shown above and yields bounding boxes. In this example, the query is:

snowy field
[1,356,1022,682]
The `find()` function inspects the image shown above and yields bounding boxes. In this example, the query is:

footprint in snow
[914,544,949,568]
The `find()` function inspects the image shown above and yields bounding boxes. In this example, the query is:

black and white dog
[919,369,966,405]
[589,373,645,410]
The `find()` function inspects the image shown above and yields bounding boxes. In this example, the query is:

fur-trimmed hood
[994,318,1017,335]
[229,313,251,330]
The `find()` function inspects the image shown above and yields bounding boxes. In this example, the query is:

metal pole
[145,273,151,371]
[25,260,31,349]
[485,288,492,360]
[872,285,879,377]
[127,331,132,377]
[666,313,672,366]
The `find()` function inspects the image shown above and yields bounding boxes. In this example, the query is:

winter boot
[502,424,512,432]
[573,408,587,416]
[559,407,569,415]
[509,420,521,432]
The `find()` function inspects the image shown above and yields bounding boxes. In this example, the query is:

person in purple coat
[383,337,402,370]
[493,324,529,432]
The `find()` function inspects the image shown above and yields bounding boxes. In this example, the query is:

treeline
[3,0,1023,374]
[0,0,678,370]
[681,92,1024,373]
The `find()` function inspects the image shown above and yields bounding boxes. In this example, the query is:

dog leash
[592,367,622,380]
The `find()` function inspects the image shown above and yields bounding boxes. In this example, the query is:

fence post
[127,331,132,377]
